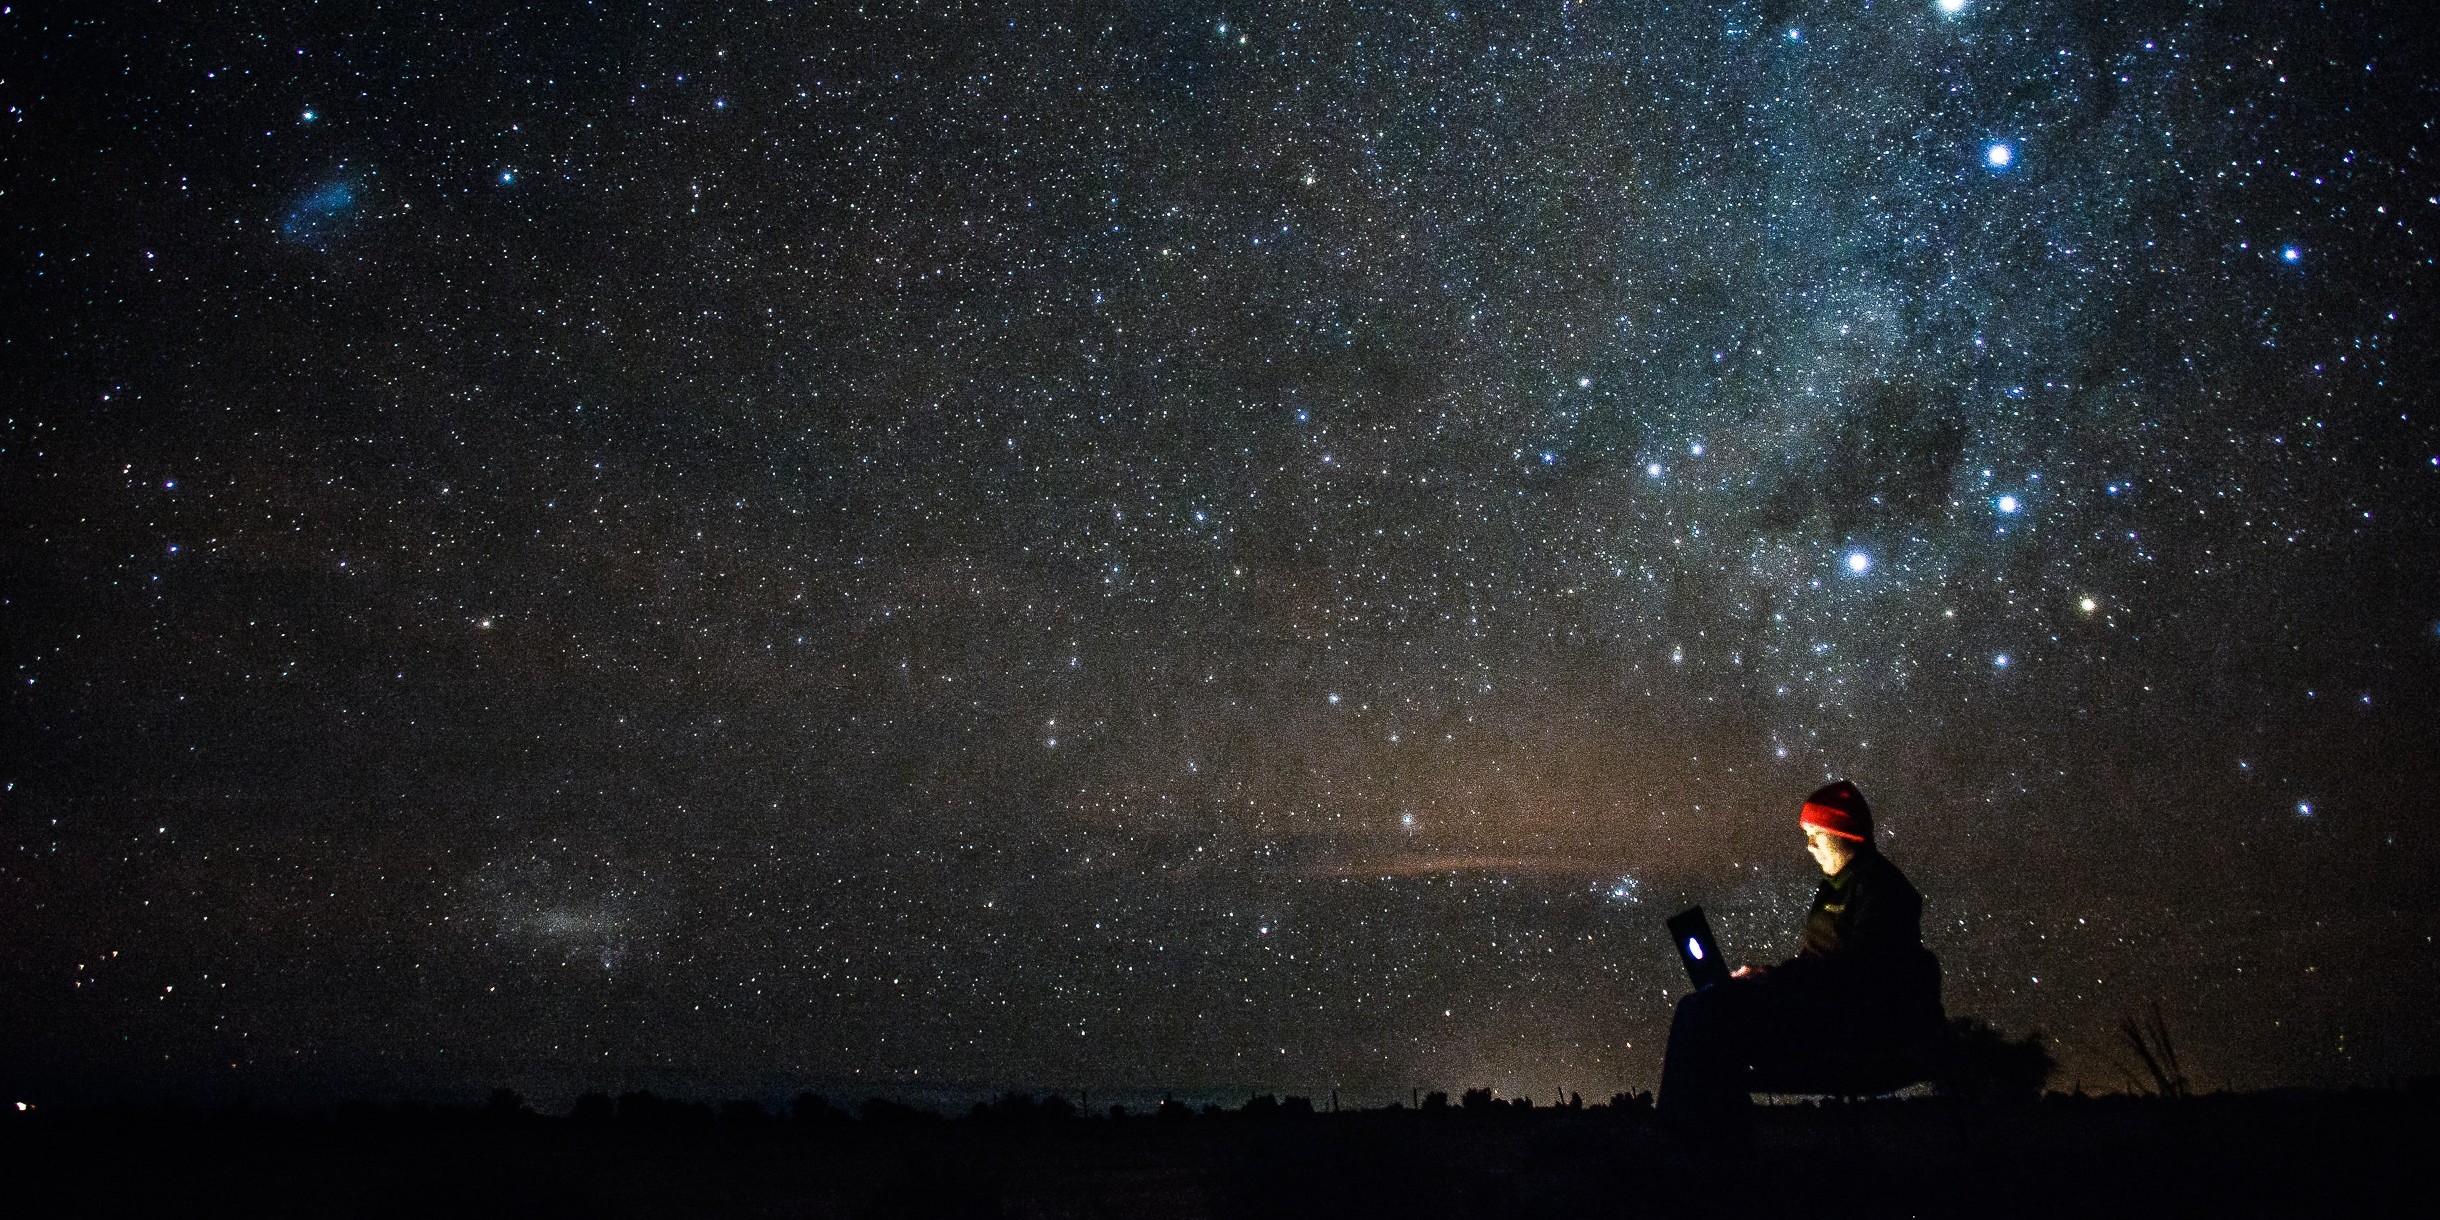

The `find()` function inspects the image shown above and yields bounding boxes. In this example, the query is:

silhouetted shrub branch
[2117,1000,2190,1098]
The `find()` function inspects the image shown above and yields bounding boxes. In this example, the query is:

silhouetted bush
[859,1097,941,1126]
[1420,1091,1450,1114]
[483,1087,531,1119]
[1938,1017,2058,1103]
[970,1092,1077,1124]
[1460,1088,1496,1114]
[1605,1090,1654,1117]
[1281,1096,1315,1118]
[615,1090,711,1125]
[1239,1094,1280,1118]
[719,1099,768,1125]
[1156,1097,1192,1120]
[569,1091,613,1123]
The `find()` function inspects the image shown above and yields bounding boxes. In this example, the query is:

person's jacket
[1768,846,1944,1027]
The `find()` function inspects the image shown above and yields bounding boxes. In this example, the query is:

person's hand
[1730,964,1757,979]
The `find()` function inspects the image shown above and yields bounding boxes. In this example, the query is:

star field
[3,2,2436,1106]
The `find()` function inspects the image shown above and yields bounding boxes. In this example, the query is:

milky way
[4,2,2435,1107]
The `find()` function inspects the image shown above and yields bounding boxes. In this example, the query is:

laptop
[1667,906,1732,990]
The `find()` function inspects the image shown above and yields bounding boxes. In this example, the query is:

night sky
[5,1,2436,1109]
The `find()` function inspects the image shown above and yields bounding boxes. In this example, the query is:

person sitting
[1657,780,1945,1130]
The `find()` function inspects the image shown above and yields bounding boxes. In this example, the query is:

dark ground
[6,1092,2432,1218]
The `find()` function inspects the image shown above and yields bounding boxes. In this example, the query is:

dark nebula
[3,2,2434,1107]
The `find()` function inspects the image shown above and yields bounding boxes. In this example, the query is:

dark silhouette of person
[1657,780,1945,1130]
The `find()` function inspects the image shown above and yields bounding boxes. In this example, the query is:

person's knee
[1670,989,1719,1031]
[1677,979,1752,1018]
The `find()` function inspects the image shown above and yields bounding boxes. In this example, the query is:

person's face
[1803,824,1857,876]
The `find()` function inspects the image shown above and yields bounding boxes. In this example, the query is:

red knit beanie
[1799,780,1872,841]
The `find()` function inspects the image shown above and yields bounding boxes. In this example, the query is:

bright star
[1846,551,1872,574]
[1689,442,1704,456]
[2079,597,2097,613]
[1646,462,1664,478]
[1986,143,2014,169]
[2281,245,2302,263]
[1937,0,1967,14]
[499,169,516,184]
[1993,653,2010,668]
[301,109,317,122]
[1997,495,2020,513]
[2296,801,2313,817]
